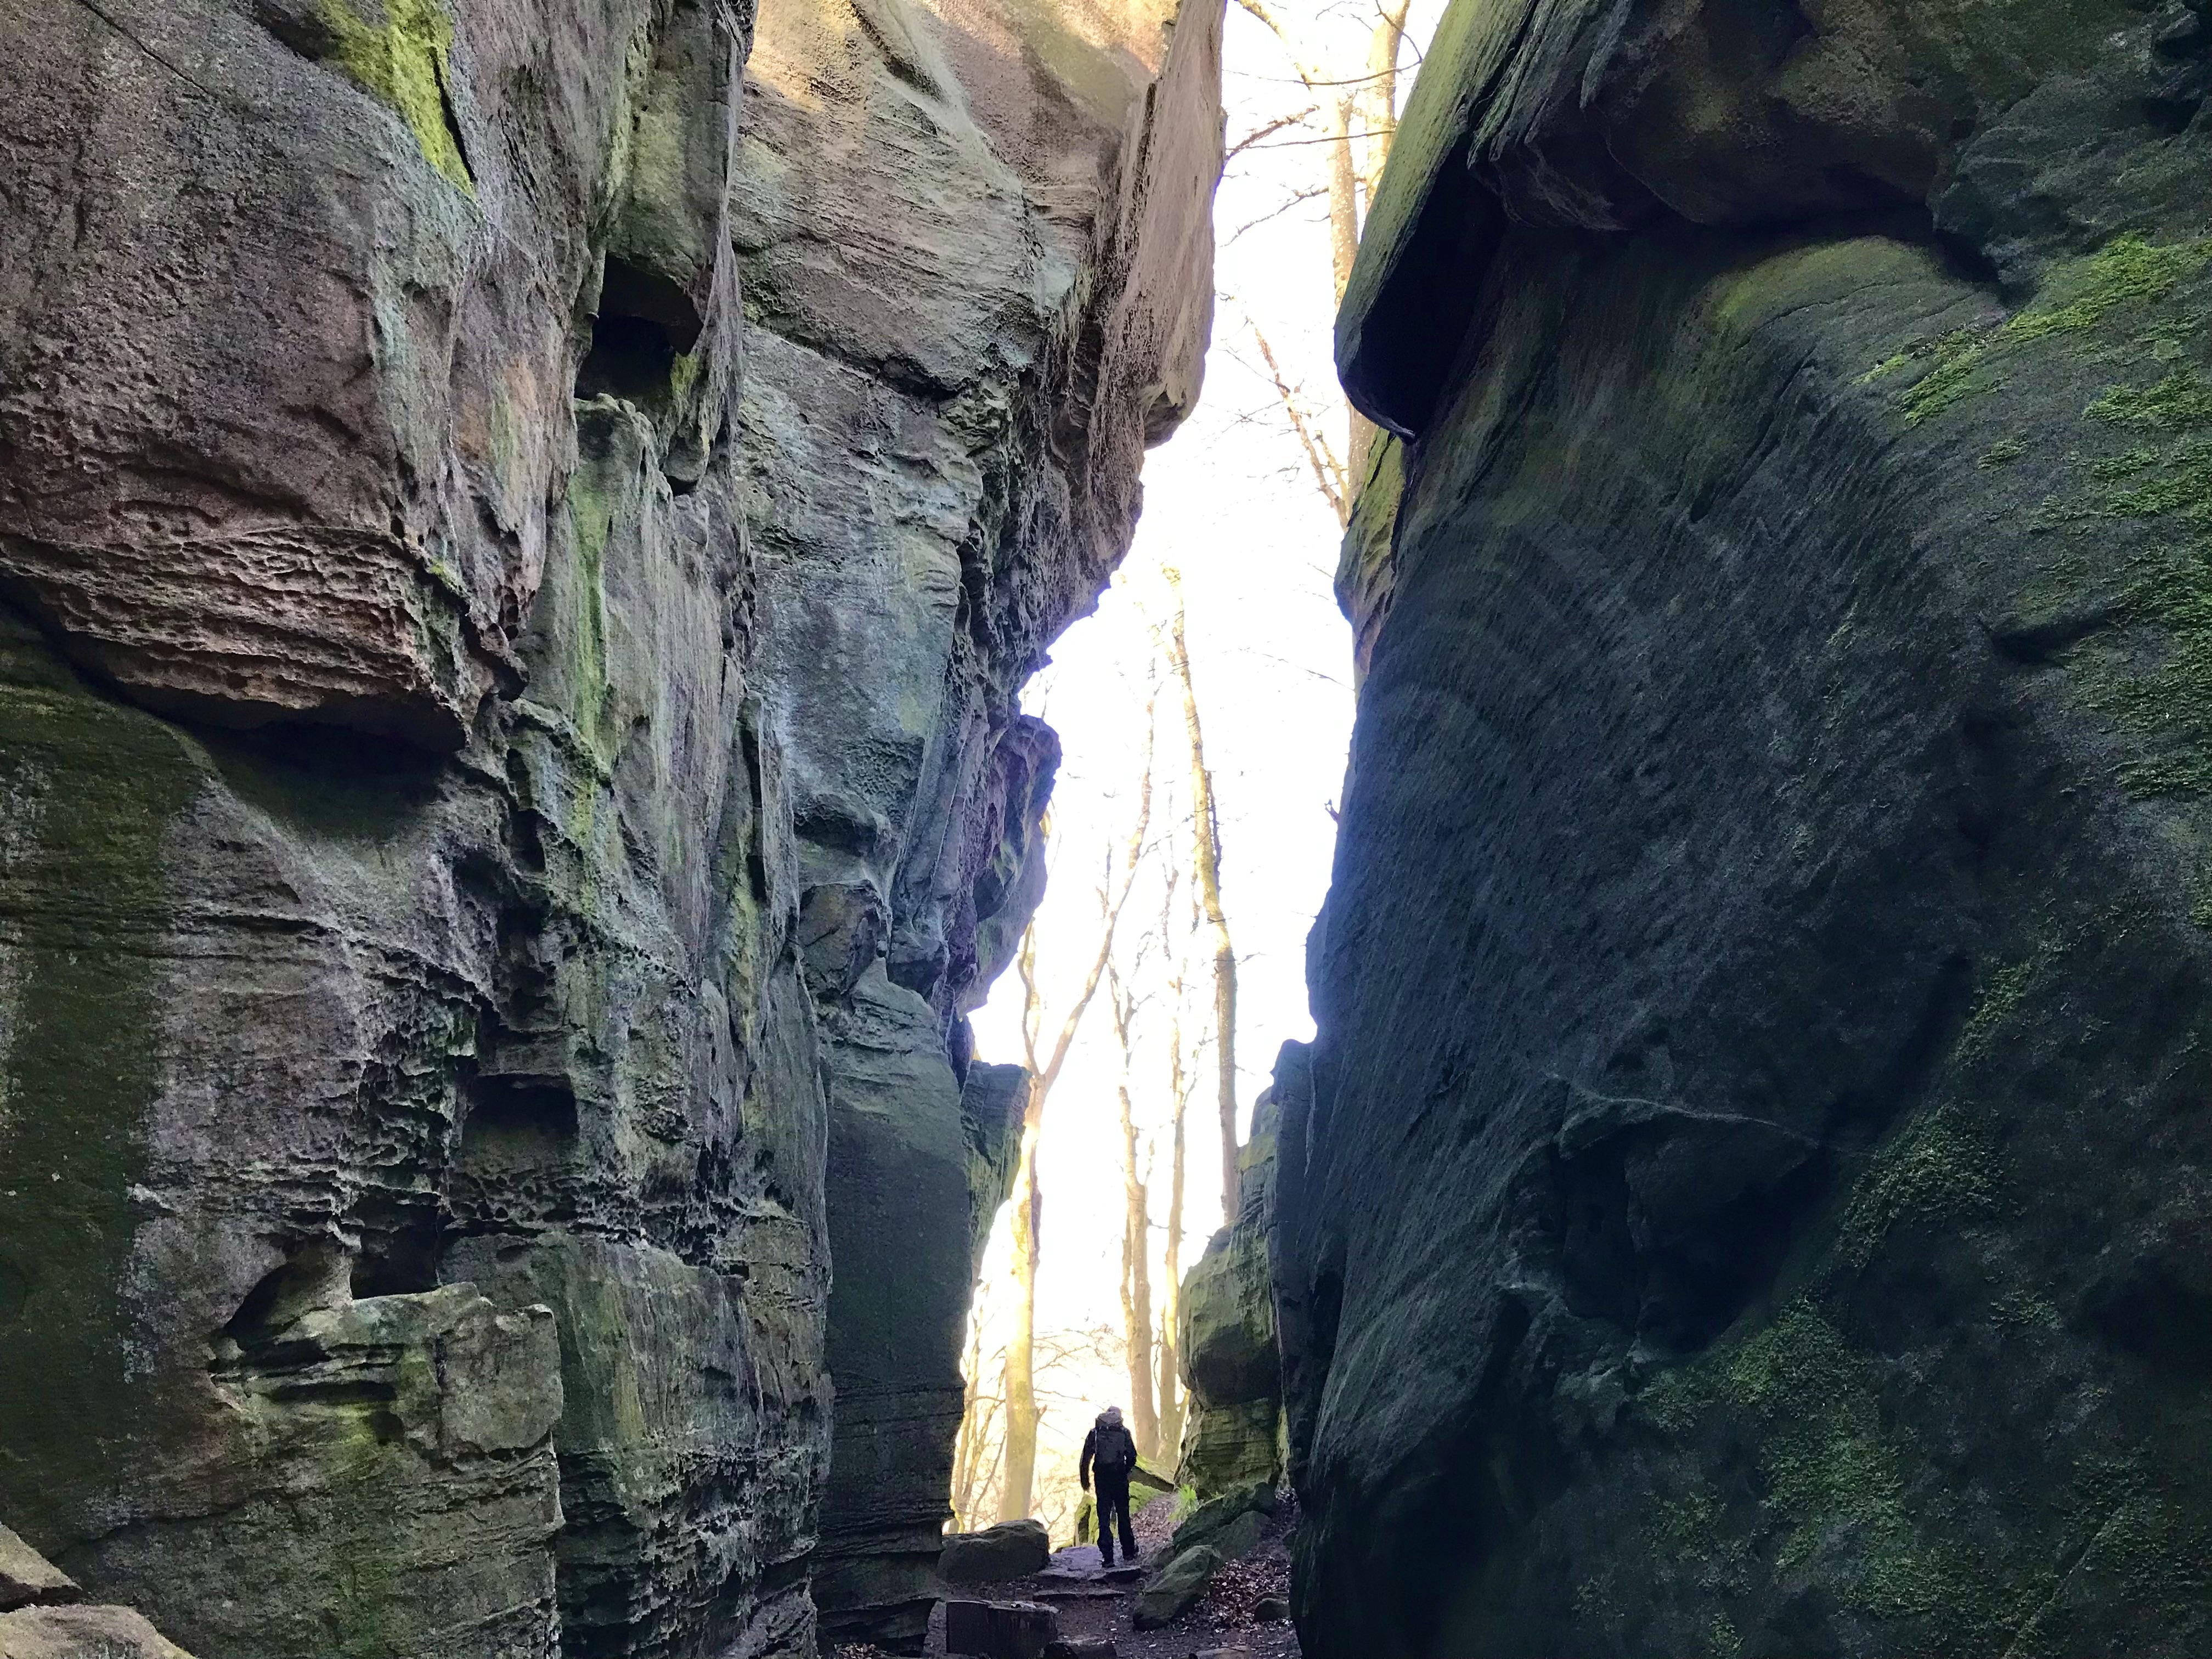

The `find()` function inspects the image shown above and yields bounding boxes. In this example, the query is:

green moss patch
[1878,233,2212,798]
[1635,1304,2025,1642]
[0,619,206,1537]
[1865,235,2212,426]
[321,0,473,193]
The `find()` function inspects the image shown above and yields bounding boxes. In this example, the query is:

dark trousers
[1094,1474,1136,1563]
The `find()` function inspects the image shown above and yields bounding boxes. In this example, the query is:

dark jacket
[1080,1418,1136,1490]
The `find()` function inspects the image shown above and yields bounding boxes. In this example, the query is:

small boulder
[0,1528,79,1613]
[1207,1509,1267,1561]
[0,1604,195,1657]
[1166,1481,1275,1559]
[1130,1544,1223,1630]
[943,1596,1057,1659]
[941,1520,1052,1584]
[1251,1593,1291,1622]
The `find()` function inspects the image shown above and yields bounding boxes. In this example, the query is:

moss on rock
[320,0,473,191]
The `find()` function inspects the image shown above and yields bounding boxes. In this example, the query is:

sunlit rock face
[732,0,1224,1638]
[1282,0,2212,1654]
[0,0,1219,1649]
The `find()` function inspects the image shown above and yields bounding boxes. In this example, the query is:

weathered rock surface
[1280,0,2212,1654]
[0,1604,197,1659]
[1177,1085,1284,1497]
[1130,1543,1221,1630]
[941,1520,1053,1584]
[0,1529,191,1659]
[944,1596,1058,1658]
[732,0,1224,1637]
[0,1528,77,1614]
[1166,1482,1274,1562]
[0,0,1221,1651]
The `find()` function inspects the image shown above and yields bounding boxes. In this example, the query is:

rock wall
[1279,0,2212,1654]
[1175,1049,1288,1500]
[731,0,1223,1635]
[0,0,1221,1651]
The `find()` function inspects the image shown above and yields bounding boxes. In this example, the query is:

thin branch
[1251,323,1349,523]
[1222,186,1330,246]
[1228,60,1419,86]
[1226,106,1321,161]
[1224,128,1385,150]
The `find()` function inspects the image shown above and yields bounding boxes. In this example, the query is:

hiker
[1079,1405,1140,1567]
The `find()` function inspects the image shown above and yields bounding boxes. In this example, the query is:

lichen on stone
[320,0,473,192]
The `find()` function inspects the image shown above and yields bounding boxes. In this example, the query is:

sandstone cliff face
[0,0,1220,1651]
[733,0,1222,1637]
[1280,1,2212,1654]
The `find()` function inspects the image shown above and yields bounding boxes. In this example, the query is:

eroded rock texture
[1282,0,2212,1654]
[0,0,1221,1649]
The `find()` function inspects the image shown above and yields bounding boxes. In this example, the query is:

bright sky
[959,0,1443,1533]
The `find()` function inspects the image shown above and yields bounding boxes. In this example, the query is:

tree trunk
[1344,0,1411,482]
[1327,91,1359,307]
[998,1094,1046,1522]
[993,716,1156,1520]
[952,1317,1001,1531]
[1155,915,1191,1460]
[1111,972,1160,1459]
[1161,574,1239,1226]
[1358,0,1413,209]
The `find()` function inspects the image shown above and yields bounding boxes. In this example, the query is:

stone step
[943,1597,1058,1659]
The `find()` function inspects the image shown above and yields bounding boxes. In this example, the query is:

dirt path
[830,1499,1304,1659]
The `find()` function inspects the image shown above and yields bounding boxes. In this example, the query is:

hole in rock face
[2088,1260,2212,1379]
[1307,1265,1345,1378]
[2143,91,2204,132]
[349,1194,443,1299]
[458,1077,581,1173]
[0,1256,29,1324]
[1543,1096,1837,1356]
[579,314,679,403]
[577,254,702,405]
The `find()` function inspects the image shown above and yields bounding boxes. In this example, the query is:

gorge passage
[4,0,2212,1654]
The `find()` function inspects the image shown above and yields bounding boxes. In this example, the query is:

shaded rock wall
[1278,0,2212,1655]
[0,0,1220,1651]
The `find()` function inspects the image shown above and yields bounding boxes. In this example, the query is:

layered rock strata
[1280,0,2212,1654]
[0,0,1221,1652]
[732,0,1224,1635]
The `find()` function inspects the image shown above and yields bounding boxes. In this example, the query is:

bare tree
[1108,962,1160,1460]
[1231,0,1359,302]
[1251,322,1348,523]
[997,714,1158,1522]
[1159,569,1240,1227]
[1227,0,1419,508]
[1359,0,1415,214]
[1153,870,1195,1463]
[951,1319,1006,1532]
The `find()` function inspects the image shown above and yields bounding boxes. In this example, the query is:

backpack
[1093,1420,1135,1475]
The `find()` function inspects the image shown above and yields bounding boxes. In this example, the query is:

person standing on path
[1079,1406,1140,1567]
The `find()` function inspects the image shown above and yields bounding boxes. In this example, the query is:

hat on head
[1102,1406,1123,1426]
